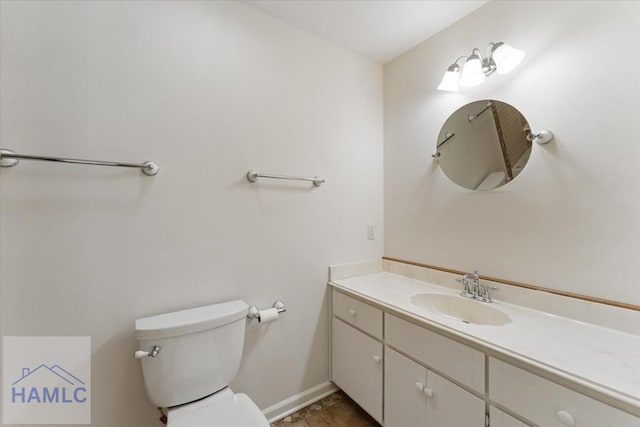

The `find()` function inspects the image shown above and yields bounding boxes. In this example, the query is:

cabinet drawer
[490,406,530,427]
[490,358,640,427]
[332,290,382,339]
[385,313,485,393]
[332,317,383,423]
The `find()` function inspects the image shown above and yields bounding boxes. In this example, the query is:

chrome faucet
[456,270,497,303]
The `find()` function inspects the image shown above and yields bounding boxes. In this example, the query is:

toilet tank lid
[135,300,248,340]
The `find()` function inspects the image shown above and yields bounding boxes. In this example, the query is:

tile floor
[270,391,380,427]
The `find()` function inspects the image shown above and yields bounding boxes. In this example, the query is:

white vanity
[329,264,640,427]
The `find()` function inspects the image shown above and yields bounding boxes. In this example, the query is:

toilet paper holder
[247,300,286,321]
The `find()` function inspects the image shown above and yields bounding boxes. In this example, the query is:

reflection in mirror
[436,100,532,191]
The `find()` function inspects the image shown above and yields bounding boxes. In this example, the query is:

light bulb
[437,64,460,92]
[459,54,485,87]
[492,43,525,75]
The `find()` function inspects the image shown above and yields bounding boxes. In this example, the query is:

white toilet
[135,300,270,427]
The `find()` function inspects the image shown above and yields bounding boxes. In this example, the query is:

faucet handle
[457,275,473,296]
[479,280,498,291]
[479,283,498,302]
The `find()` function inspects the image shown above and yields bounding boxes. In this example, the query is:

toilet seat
[167,388,269,427]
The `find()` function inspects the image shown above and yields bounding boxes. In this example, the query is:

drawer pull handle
[557,410,575,426]
[415,382,424,392]
[349,309,357,316]
[373,355,381,364]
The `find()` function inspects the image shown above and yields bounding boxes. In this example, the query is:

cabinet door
[332,317,383,423]
[426,370,485,427]
[385,347,428,427]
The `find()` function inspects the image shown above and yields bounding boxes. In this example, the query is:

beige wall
[0,1,383,425]
[384,0,640,305]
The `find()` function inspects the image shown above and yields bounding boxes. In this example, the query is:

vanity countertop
[329,272,640,411]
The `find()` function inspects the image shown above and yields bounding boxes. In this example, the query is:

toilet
[135,300,269,427]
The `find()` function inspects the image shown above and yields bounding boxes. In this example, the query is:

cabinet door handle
[413,382,434,398]
[372,355,381,364]
[349,309,357,316]
[557,410,575,426]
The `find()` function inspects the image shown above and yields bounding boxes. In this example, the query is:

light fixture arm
[480,45,498,77]
[463,48,497,77]
[487,42,503,57]
[445,56,469,73]
[453,56,467,66]
[487,43,495,59]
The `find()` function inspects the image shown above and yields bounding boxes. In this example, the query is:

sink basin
[410,293,512,326]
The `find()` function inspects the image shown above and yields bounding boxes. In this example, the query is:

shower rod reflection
[247,170,324,187]
[0,148,159,176]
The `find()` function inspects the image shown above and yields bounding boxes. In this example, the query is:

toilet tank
[135,300,249,408]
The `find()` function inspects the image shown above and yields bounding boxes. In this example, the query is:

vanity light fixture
[437,42,525,92]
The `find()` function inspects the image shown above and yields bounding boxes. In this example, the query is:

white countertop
[330,272,640,410]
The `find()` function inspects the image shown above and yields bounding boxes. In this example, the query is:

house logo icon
[3,336,91,424]
[11,364,88,404]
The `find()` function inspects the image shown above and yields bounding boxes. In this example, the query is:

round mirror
[436,100,533,191]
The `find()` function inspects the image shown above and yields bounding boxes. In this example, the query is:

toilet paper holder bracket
[247,300,286,321]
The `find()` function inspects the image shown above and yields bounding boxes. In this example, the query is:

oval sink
[410,293,512,326]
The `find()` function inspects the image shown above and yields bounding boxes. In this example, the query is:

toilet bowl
[135,300,269,426]
[167,388,267,427]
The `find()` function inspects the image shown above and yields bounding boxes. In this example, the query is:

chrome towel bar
[0,148,159,176]
[247,170,324,187]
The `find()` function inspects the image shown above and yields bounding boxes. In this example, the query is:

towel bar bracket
[0,149,19,168]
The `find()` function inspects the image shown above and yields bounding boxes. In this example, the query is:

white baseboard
[262,381,339,424]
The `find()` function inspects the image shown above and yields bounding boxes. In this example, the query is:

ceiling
[241,0,488,63]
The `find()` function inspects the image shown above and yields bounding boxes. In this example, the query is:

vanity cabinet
[385,347,485,427]
[330,288,640,427]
